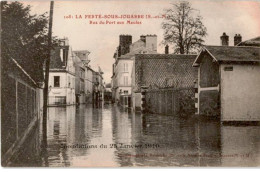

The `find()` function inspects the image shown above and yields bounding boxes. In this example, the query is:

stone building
[93,67,105,106]
[85,65,95,103]
[73,53,86,104]
[111,34,157,105]
[48,38,76,106]
[73,50,92,103]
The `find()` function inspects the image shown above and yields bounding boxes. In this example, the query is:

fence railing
[2,75,39,156]
[48,96,66,105]
[145,87,195,116]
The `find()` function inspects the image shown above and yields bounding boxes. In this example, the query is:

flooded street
[11,104,260,167]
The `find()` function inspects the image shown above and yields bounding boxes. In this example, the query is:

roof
[73,53,84,68]
[10,57,38,86]
[193,46,260,65]
[130,39,145,47]
[50,46,69,69]
[118,47,158,60]
[73,50,91,63]
[117,37,158,59]
[136,54,197,59]
[237,36,260,47]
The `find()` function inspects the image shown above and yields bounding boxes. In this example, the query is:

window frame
[54,76,60,87]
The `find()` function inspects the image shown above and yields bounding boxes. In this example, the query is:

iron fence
[48,96,66,105]
[2,75,38,155]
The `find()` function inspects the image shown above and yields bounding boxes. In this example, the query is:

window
[81,69,85,78]
[224,66,233,71]
[124,76,128,86]
[60,49,66,62]
[60,49,63,62]
[124,63,128,72]
[54,76,60,87]
[124,90,128,94]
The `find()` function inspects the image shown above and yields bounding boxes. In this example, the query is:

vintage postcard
[1,0,260,167]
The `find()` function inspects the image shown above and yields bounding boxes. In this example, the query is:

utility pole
[43,1,54,130]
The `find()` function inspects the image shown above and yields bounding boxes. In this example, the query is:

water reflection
[221,126,260,167]
[9,104,260,167]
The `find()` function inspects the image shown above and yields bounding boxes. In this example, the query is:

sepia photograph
[1,0,260,167]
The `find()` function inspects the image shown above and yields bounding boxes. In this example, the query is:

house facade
[73,50,92,103]
[111,34,157,104]
[85,66,94,103]
[193,45,260,121]
[48,39,76,106]
[93,67,105,105]
[74,53,86,104]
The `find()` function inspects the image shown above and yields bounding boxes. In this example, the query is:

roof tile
[205,46,260,62]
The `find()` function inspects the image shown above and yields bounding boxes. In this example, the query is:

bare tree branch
[161,1,207,54]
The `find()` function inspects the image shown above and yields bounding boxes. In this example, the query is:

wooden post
[171,90,174,115]
[16,80,18,139]
[42,1,54,152]
[43,1,54,127]
[165,91,168,114]
[141,86,148,113]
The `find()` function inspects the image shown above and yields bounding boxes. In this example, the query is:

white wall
[48,72,75,105]
[67,47,75,74]
[221,64,260,121]
[49,72,67,88]
[113,59,133,100]
[117,59,133,86]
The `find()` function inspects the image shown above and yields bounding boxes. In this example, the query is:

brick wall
[133,54,197,92]
[133,54,197,115]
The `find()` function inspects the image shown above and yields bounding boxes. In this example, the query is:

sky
[22,0,260,83]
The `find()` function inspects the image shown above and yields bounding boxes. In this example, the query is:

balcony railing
[48,96,66,105]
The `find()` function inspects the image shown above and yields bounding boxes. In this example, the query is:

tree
[162,1,207,54]
[1,1,49,83]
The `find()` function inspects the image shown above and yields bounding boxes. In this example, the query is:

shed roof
[193,46,260,66]
[136,54,197,59]
[237,36,260,47]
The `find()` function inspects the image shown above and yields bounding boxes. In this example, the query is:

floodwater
[10,104,260,167]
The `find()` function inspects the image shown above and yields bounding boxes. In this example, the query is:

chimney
[145,34,157,52]
[140,35,146,42]
[165,45,169,54]
[119,35,132,56]
[234,34,242,46]
[220,32,229,46]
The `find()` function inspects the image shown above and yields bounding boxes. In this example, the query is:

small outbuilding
[193,46,260,121]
